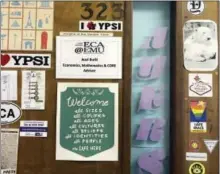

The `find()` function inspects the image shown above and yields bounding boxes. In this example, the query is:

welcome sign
[56,82,119,161]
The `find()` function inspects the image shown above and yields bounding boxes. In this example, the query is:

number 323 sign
[80,2,124,20]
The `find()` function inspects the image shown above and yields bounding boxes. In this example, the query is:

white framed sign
[56,36,122,79]
[56,82,119,161]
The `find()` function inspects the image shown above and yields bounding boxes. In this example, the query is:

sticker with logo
[189,140,200,151]
[204,139,218,153]
[1,101,22,125]
[189,162,205,174]
[1,53,51,68]
[187,1,204,15]
[190,101,207,133]
[188,74,212,97]
[79,20,123,32]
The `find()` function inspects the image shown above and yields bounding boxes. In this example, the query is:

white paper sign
[1,129,19,174]
[1,71,18,101]
[56,82,119,161]
[20,121,48,137]
[56,36,122,79]
[1,53,51,68]
[21,70,45,110]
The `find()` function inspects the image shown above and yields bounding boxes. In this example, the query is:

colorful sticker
[183,20,218,71]
[189,140,200,151]
[187,1,204,15]
[189,162,205,174]
[190,101,207,133]
[1,1,54,51]
[204,139,218,153]
[188,74,213,97]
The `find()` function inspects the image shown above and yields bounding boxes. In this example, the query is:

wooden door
[1,2,132,174]
[172,1,219,174]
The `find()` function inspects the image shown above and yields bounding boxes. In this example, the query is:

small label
[186,152,207,161]
[204,139,218,153]
[1,53,51,68]
[20,120,48,137]
[60,32,113,37]
[188,74,212,97]
[189,162,205,174]
[187,1,204,15]
[79,21,123,32]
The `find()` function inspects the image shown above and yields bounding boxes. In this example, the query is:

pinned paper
[21,70,45,110]
[204,139,218,153]
[1,1,54,51]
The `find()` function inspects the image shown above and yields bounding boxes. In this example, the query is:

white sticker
[1,129,19,174]
[183,20,218,71]
[190,122,207,133]
[188,73,213,97]
[21,70,45,110]
[20,120,48,137]
[79,21,123,32]
[204,139,218,153]
[186,152,207,161]
[187,1,204,15]
[1,70,18,101]
[1,102,22,125]
[60,32,113,37]
[1,53,51,68]
[56,36,122,79]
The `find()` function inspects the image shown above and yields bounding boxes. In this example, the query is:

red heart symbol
[1,54,10,66]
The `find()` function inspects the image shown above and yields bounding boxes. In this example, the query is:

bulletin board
[1,2,132,174]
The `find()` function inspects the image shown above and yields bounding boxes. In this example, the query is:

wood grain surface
[1,2,132,174]
[171,2,219,174]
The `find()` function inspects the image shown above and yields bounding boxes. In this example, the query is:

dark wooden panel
[172,2,219,174]
[2,2,132,174]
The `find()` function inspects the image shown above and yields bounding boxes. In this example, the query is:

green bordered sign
[56,83,118,161]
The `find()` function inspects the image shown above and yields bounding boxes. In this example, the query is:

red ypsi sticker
[1,54,10,66]
[189,140,200,151]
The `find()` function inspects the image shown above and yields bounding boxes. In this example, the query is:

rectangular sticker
[183,20,218,71]
[20,120,48,137]
[79,21,123,32]
[1,129,19,174]
[60,32,113,37]
[1,1,54,51]
[186,152,207,161]
[190,101,207,133]
[188,73,213,97]
[1,53,51,68]
[56,82,119,161]
[56,36,122,79]
[1,71,18,101]
[21,70,45,110]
